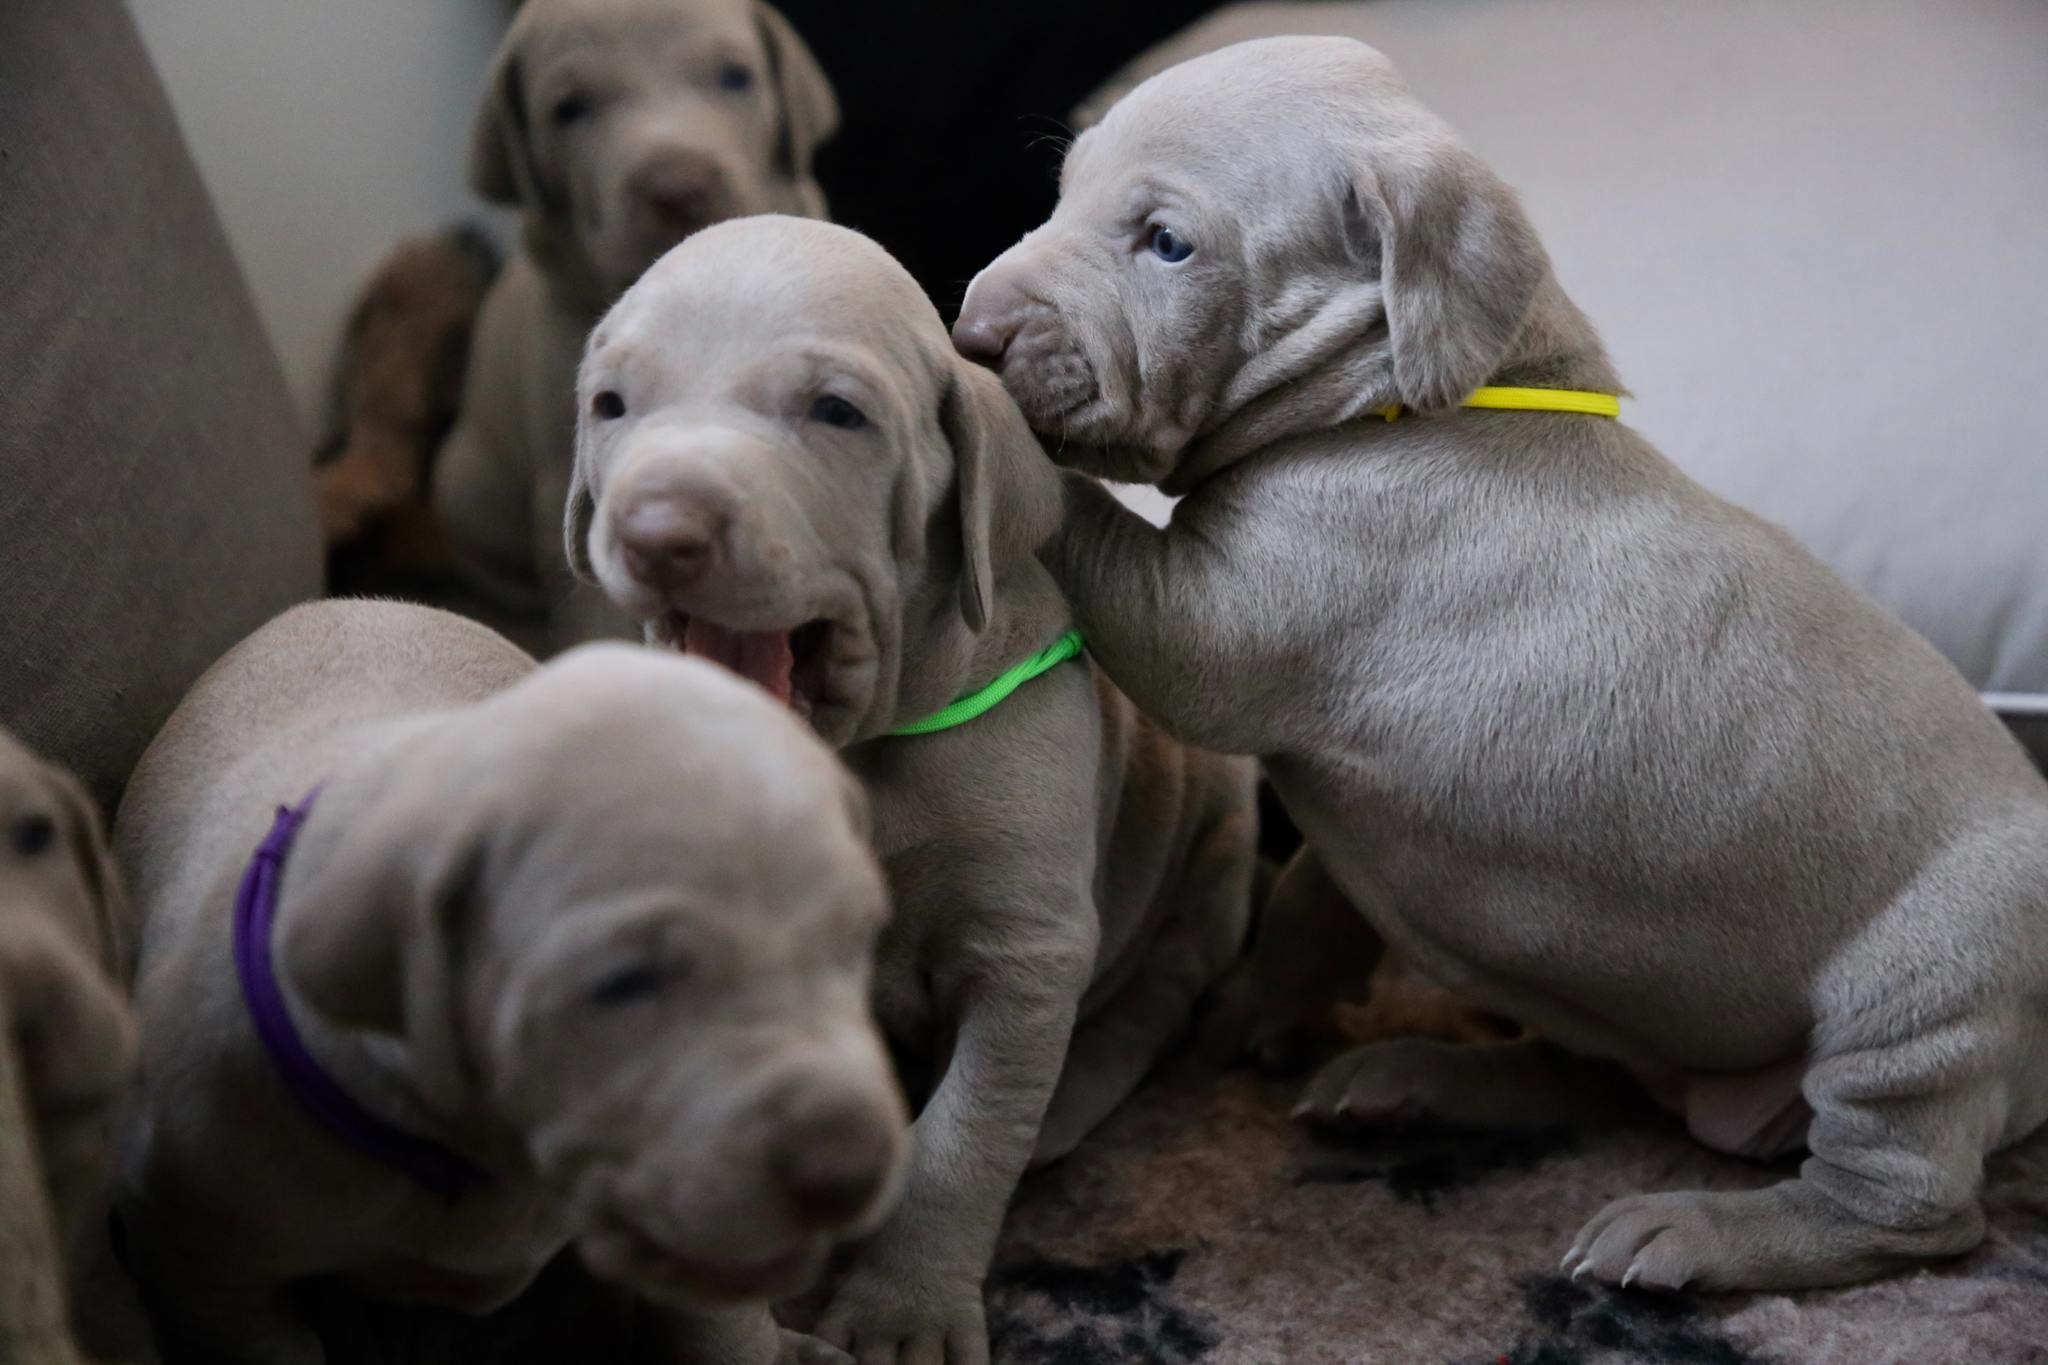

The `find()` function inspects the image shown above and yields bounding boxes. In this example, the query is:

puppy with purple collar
[113,600,901,1364]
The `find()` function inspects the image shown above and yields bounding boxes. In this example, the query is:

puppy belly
[1632,1055,1812,1161]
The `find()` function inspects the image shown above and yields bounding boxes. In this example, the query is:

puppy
[113,601,903,1365]
[433,0,839,652]
[0,728,135,1326]
[567,217,1258,1363]
[953,36,2048,1293]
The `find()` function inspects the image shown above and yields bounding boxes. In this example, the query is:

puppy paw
[817,1264,987,1365]
[1556,1184,1951,1293]
[1292,1038,1464,1128]
[777,1327,853,1365]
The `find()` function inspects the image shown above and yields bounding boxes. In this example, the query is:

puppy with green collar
[567,216,1258,1365]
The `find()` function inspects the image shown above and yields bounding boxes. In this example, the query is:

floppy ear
[469,37,548,209]
[563,456,598,585]
[279,790,485,1116]
[937,362,1062,634]
[754,4,840,192]
[41,763,128,980]
[1350,144,1546,411]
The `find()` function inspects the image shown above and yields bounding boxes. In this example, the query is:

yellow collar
[1376,385,1622,422]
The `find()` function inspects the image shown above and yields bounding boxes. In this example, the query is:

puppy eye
[592,390,626,420]
[809,394,868,430]
[9,814,55,859]
[550,92,595,127]
[1148,225,1194,264]
[586,962,669,1008]
[716,62,755,93]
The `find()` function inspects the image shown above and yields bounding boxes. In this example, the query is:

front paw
[816,1262,987,1365]
[777,1327,853,1365]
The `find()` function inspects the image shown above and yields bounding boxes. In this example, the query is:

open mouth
[590,1221,819,1303]
[657,612,837,721]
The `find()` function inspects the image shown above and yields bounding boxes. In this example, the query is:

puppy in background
[955,37,2048,1293]
[434,0,838,653]
[115,601,902,1365]
[568,217,1258,1365]
[0,728,135,1351]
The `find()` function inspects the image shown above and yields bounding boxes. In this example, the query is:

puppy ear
[469,40,546,209]
[42,764,127,980]
[279,791,484,1116]
[1350,145,1546,410]
[937,362,1061,634]
[564,458,598,585]
[754,4,840,196]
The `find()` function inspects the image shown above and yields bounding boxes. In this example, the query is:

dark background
[768,0,1226,308]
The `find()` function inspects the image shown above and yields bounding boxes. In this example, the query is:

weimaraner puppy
[565,216,1259,1364]
[113,600,904,1365]
[951,36,2048,1294]
[0,728,135,1307]
[433,0,838,653]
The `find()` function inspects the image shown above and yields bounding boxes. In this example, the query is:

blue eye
[1149,225,1194,263]
[717,62,754,93]
[810,394,868,430]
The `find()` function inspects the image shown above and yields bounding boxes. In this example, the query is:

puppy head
[472,0,838,300]
[564,216,1062,746]
[953,36,1548,491]
[0,729,127,978]
[281,647,904,1308]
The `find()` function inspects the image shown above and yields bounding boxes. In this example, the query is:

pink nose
[630,153,726,229]
[615,494,727,589]
[952,272,1030,366]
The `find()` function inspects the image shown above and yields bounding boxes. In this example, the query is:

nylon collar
[888,630,1085,737]
[1376,385,1622,422]
[232,790,490,1202]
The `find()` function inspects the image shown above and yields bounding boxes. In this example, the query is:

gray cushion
[1,0,320,811]
[1085,0,2048,696]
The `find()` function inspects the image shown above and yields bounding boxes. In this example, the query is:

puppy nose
[952,276,1027,366]
[770,1096,897,1228]
[631,154,724,229]
[615,494,727,589]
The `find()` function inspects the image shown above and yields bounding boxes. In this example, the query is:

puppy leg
[1295,1035,1640,1132]
[819,955,1089,1365]
[1199,843,1383,1075]
[1042,477,1284,757]
[1034,809,1256,1164]
[1564,1016,2021,1292]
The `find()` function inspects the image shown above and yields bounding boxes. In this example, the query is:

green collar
[888,630,1085,737]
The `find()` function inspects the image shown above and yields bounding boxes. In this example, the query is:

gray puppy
[0,727,134,1299]
[434,0,838,651]
[952,36,2048,1293]
[114,601,903,1364]
[566,216,1259,1363]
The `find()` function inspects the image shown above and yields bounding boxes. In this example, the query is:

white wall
[127,0,511,427]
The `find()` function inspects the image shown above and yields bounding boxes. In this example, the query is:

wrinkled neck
[1165,272,1621,495]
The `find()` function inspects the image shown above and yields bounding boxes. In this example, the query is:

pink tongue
[683,621,796,707]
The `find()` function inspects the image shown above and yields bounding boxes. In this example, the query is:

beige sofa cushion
[0,0,320,810]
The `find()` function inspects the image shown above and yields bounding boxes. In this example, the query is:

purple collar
[232,791,489,1202]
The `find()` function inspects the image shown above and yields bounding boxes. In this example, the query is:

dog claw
[1622,1266,1639,1289]
[1559,1249,1581,1273]
[1570,1262,1591,1283]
